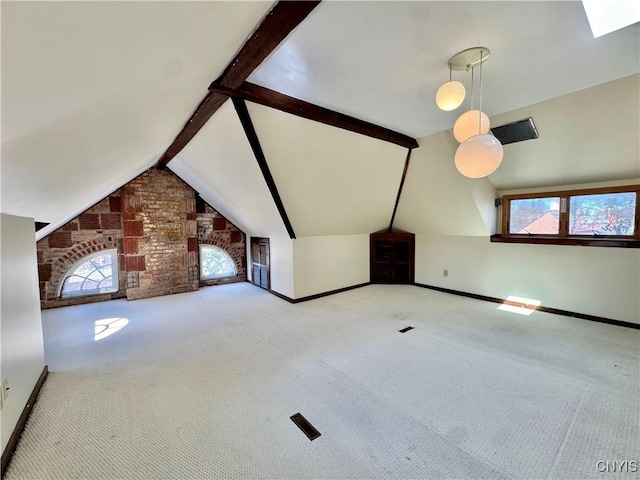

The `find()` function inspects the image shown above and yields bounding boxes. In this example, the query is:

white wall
[249,103,407,237]
[268,236,295,299]
[171,101,289,239]
[393,131,494,237]
[396,77,640,324]
[293,235,369,299]
[1,214,46,454]
[415,234,640,324]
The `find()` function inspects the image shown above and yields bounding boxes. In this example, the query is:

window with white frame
[199,245,237,279]
[59,249,119,298]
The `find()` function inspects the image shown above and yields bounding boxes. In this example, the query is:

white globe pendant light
[435,47,503,179]
[455,134,504,178]
[436,80,466,111]
[453,109,490,143]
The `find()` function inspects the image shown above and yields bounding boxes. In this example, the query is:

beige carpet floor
[5,283,639,479]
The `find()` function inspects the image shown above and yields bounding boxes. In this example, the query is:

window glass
[200,245,237,279]
[569,192,636,236]
[60,249,118,297]
[509,197,560,234]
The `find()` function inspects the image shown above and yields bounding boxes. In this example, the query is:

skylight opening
[497,296,541,316]
[582,0,640,38]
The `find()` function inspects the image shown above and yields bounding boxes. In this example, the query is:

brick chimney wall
[122,169,199,300]
[36,168,246,309]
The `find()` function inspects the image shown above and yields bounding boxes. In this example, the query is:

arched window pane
[200,245,237,280]
[60,249,118,298]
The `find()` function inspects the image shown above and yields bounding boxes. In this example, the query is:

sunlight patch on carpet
[94,317,129,341]
[497,296,541,316]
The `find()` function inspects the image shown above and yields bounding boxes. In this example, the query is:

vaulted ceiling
[2,1,638,241]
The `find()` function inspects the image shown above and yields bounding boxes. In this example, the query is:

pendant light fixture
[453,67,490,143]
[435,64,466,111]
[436,47,503,178]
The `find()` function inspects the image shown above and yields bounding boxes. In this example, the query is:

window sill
[201,274,236,281]
[60,289,118,299]
[490,235,640,248]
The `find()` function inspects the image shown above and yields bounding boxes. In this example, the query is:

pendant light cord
[478,50,483,134]
[470,67,475,110]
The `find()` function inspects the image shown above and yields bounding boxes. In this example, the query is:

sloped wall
[36,169,246,308]
[248,102,407,237]
[393,131,495,236]
[489,74,640,189]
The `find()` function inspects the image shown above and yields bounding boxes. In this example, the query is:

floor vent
[398,326,414,333]
[290,413,321,441]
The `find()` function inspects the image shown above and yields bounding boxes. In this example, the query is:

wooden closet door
[370,232,415,284]
[251,237,270,289]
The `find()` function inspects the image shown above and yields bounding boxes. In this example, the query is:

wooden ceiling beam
[155,92,227,169]
[217,1,322,89]
[388,149,412,232]
[156,1,321,169]
[233,98,297,239]
[209,81,419,150]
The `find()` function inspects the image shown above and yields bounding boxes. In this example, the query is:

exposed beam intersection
[156,1,321,169]
[209,81,419,150]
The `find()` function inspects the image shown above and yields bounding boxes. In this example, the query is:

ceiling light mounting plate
[448,47,491,71]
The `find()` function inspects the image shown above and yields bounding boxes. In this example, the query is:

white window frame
[199,245,237,280]
[58,249,119,298]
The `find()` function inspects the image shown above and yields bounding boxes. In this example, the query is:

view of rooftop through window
[506,189,638,238]
[509,197,560,234]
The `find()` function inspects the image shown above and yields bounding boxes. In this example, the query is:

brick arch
[48,238,120,299]
[198,239,243,273]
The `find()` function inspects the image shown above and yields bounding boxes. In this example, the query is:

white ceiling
[1,1,639,240]
[1,1,274,230]
[250,1,639,138]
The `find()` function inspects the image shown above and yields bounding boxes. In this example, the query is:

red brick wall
[37,169,247,308]
[123,169,200,300]
[37,193,126,309]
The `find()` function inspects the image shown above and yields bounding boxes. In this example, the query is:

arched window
[59,249,119,298]
[200,245,237,280]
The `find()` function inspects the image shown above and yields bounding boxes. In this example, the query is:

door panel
[251,237,270,290]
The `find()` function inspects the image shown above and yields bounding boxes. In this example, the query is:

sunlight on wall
[497,296,541,316]
[95,317,129,341]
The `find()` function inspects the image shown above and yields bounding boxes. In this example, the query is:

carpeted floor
[6,283,639,479]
